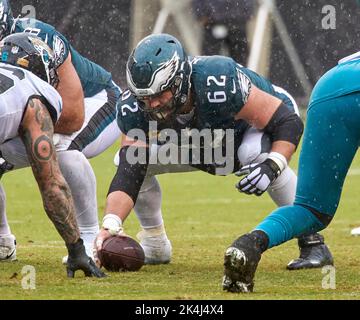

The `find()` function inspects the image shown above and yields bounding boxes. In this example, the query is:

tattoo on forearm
[28,98,52,132]
[34,135,53,161]
[20,98,80,244]
[42,181,80,244]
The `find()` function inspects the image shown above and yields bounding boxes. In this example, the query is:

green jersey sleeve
[116,90,149,142]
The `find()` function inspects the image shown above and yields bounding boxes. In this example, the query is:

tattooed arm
[19,97,105,278]
[19,97,79,244]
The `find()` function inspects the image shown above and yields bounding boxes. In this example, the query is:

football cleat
[287,233,334,270]
[137,225,172,265]
[0,234,17,262]
[223,233,262,293]
[351,227,360,236]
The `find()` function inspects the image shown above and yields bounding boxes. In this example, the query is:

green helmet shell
[126,33,192,120]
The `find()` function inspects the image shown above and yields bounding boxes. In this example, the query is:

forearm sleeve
[108,146,149,203]
[264,103,304,148]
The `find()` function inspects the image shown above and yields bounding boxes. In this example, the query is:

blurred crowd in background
[12,0,131,87]
[12,0,360,101]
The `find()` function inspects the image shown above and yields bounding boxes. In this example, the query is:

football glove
[235,158,281,196]
[0,152,14,179]
[66,239,106,278]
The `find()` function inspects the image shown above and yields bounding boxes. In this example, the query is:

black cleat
[287,233,334,270]
[223,232,265,293]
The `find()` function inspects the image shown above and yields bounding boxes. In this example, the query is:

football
[98,235,145,272]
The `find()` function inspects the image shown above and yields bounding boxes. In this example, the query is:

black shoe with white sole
[287,233,334,270]
[223,231,268,293]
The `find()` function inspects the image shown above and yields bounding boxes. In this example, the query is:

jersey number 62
[207,75,227,103]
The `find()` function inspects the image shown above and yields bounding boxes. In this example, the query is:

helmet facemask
[34,43,59,88]
[138,66,191,122]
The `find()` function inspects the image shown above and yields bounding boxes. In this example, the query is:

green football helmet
[126,33,192,121]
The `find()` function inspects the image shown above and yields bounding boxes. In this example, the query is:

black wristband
[264,158,281,178]
[107,146,149,203]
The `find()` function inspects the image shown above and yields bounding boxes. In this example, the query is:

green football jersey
[117,55,297,141]
[15,18,118,98]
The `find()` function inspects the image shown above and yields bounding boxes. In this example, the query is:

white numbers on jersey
[207,75,226,87]
[121,102,139,116]
[207,75,227,103]
[23,27,41,36]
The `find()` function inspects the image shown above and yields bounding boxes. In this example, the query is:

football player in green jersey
[94,33,332,272]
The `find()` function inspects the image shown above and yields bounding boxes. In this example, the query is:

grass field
[1,142,360,300]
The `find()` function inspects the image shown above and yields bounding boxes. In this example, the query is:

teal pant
[256,92,360,248]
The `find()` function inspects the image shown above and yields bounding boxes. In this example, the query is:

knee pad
[237,128,271,166]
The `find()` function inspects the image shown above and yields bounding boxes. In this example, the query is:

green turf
[1,142,360,300]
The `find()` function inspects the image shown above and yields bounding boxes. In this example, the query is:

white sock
[80,225,99,257]
[57,150,99,232]
[267,167,297,206]
[0,184,11,235]
[134,176,164,228]
[138,224,166,237]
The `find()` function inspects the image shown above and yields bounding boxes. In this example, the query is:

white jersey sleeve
[0,63,62,144]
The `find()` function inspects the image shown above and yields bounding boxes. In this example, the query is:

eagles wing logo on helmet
[151,51,180,92]
[128,51,180,97]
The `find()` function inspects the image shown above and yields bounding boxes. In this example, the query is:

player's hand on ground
[66,239,106,278]
[235,159,281,196]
